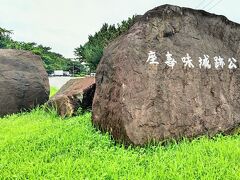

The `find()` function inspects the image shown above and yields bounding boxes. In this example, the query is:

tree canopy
[74,16,135,72]
[0,28,84,74]
[1,16,136,74]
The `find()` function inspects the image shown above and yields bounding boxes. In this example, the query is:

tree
[0,27,12,36]
[0,26,83,75]
[74,16,135,72]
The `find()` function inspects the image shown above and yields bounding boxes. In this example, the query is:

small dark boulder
[0,49,49,117]
[47,77,95,117]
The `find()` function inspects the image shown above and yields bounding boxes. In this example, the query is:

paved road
[49,77,81,89]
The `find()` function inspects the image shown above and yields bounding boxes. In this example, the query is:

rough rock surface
[47,77,95,117]
[92,5,240,145]
[0,49,49,117]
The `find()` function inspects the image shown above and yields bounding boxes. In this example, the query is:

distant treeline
[0,27,84,74]
[74,16,136,71]
[0,16,135,74]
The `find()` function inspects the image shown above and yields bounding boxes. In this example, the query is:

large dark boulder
[47,77,95,117]
[92,5,240,145]
[0,49,49,117]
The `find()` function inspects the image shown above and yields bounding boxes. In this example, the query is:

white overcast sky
[0,0,239,58]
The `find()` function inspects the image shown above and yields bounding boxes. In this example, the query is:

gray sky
[0,0,239,58]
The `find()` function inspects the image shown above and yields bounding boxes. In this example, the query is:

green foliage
[49,87,58,97]
[76,106,84,116]
[0,27,85,75]
[0,27,12,36]
[74,17,135,71]
[0,108,239,179]
[0,28,12,48]
[4,40,72,74]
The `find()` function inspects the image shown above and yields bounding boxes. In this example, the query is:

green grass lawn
[0,87,239,179]
[50,86,58,97]
[0,109,239,179]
